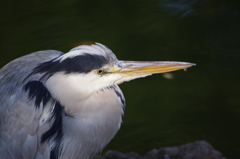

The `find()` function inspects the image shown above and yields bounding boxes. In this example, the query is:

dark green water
[1,0,240,158]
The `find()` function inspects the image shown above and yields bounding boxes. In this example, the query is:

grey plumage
[0,50,64,158]
[0,45,124,159]
[0,43,195,159]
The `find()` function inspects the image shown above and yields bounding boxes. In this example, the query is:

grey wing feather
[0,50,64,159]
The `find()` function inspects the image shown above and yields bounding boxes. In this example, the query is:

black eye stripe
[32,54,108,79]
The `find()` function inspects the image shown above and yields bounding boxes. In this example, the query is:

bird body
[0,43,194,159]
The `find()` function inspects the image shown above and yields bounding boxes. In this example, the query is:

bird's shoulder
[0,50,64,159]
[0,50,63,96]
[0,50,63,82]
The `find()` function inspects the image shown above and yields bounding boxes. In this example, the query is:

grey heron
[0,43,195,159]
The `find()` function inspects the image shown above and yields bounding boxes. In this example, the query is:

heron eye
[97,69,104,75]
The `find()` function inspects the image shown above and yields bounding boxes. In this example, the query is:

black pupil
[98,70,103,74]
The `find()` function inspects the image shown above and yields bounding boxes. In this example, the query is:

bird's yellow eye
[97,69,104,75]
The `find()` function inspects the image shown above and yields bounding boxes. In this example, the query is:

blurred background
[1,0,240,158]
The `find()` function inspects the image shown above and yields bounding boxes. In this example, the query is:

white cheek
[45,73,94,106]
[44,72,122,108]
[98,73,122,86]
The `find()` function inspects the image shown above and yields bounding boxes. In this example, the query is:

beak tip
[183,62,196,67]
[189,63,196,67]
[191,63,196,66]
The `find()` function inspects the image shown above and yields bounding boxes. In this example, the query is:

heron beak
[112,61,195,77]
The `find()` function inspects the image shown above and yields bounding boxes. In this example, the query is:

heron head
[33,43,195,105]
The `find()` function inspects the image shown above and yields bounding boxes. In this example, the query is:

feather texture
[0,50,63,159]
[0,44,125,159]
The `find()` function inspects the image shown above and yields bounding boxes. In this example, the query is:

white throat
[44,72,122,112]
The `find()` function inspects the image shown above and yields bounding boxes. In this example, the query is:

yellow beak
[114,61,195,77]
